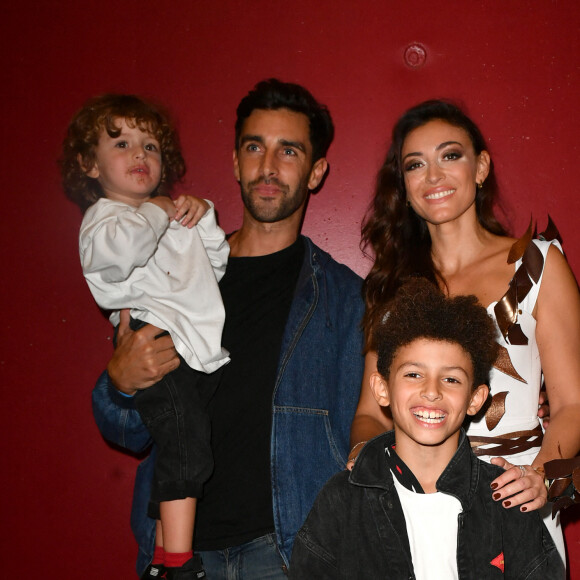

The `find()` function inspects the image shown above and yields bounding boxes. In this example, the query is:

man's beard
[240,176,309,224]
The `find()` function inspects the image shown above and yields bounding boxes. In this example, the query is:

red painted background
[2,1,579,577]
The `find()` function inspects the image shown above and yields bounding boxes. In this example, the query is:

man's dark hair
[235,78,334,162]
[374,278,499,388]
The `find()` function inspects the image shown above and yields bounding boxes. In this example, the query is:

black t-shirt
[194,237,305,550]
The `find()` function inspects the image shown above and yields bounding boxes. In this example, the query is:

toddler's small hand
[148,196,177,220]
[174,195,210,228]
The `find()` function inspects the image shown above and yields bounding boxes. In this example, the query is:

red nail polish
[521,507,527,512]
[504,501,511,507]
[493,493,500,500]
[490,483,498,490]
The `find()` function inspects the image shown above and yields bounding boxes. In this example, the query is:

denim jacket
[92,236,365,575]
[291,430,564,579]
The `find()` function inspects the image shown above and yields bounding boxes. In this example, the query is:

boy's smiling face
[371,338,488,457]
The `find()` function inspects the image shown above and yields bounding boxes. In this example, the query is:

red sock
[152,546,165,565]
[164,550,193,568]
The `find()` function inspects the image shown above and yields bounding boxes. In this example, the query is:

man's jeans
[198,533,288,579]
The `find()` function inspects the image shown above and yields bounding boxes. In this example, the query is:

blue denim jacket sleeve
[91,370,152,453]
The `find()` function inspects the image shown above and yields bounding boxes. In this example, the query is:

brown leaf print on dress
[486,218,558,432]
[485,391,508,431]
[494,219,554,346]
[493,345,526,384]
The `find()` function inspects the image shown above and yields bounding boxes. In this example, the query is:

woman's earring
[477,181,483,190]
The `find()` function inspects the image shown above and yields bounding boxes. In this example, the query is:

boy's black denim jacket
[290,430,564,579]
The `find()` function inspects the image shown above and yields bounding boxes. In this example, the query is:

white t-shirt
[80,197,230,373]
[393,478,461,580]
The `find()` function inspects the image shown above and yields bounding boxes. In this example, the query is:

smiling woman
[402,119,490,227]
[349,99,580,569]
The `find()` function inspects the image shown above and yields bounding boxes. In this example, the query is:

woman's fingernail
[504,501,511,507]
[521,507,527,512]
[490,483,498,490]
[493,493,501,500]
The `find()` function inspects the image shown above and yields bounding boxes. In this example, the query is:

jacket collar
[300,235,331,274]
[350,429,479,510]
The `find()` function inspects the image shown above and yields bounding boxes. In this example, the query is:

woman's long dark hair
[361,100,507,349]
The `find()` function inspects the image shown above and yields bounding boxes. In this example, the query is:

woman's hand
[490,457,547,512]
[346,441,367,471]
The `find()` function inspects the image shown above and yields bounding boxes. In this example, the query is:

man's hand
[107,310,180,395]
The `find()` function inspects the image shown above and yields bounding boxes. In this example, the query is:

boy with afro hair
[290,278,563,579]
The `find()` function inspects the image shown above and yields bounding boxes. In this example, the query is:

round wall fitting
[404,43,427,68]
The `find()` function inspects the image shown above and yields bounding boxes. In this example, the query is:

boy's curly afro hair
[374,277,499,388]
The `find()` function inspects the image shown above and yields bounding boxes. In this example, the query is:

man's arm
[92,370,151,452]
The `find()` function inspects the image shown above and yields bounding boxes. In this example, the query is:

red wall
[2,1,579,577]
